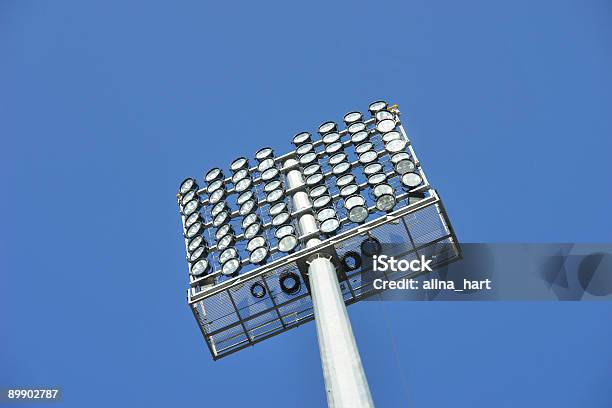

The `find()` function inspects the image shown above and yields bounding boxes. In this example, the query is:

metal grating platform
[188,191,460,359]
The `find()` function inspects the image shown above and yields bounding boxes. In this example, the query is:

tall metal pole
[285,158,375,408]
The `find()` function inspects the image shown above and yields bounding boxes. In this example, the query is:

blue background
[1,0,611,407]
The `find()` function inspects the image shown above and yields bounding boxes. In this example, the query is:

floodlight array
[178,100,462,360]
[177,100,430,293]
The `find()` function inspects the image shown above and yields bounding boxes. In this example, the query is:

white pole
[285,159,374,408]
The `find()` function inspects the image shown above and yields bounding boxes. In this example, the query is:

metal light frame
[177,105,461,360]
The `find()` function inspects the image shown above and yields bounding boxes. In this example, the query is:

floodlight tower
[177,101,461,408]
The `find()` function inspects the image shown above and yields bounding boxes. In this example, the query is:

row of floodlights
[178,177,212,276]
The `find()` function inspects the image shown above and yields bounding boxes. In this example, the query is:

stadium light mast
[176,101,460,408]
[284,156,374,406]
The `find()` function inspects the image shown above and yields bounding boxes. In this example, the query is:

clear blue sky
[1,1,611,407]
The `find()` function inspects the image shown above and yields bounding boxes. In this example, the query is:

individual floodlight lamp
[219,247,238,265]
[343,111,363,125]
[239,198,258,216]
[385,138,407,154]
[215,224,234,241]
[347,121,366,134]
[293,131,312,146]
[306,172,325,187]
[179,177,199,195]
[208,187,226,205]
[375,194,396,212]
[363,162,383,176]
[390,151,410,164]
[266,188,285,204]
[217,233,235,251]
[241,213,260,230]
[296,142,314,156]
[190,258,210,277]
[269,202,287,217]
[212,210,231,228]
[247,236,267,253]
[344,194,365,210]
[345,194,369,224]
[303,163,321,177]
[188,245,208,263]
[401,172,424,190]
[375,110,394,121]
[324,141,343,155]
[249,246,269,265]
[340,183,359,198]
[210,201,227,218]
[255,147,274,162]
[348,205,369,223]
[180,190,197,207]
[376,118,396,133]
[358,150,378,165]
[184,212,202,228]
[261,167,280,182]
[299,151,318,166]
[332,161,351,175]
[187,235,206,253]
[372,183,394,198]
[318,121,337,135]
[382,131,401,143]
[185,220,205,239]
[355,141,374,155]
[278,234,299,253]
[368,100,388,115]
[322,132,340,145]
[272,211,290,227]
[320,217,341,235]
[336,174,355,188]
[231,169,249,184]
[394,159,416,175]
[258,157,276,173]
[230,156,249,172]
[312,194,332,209]
[243,222,262,240]
[263,180,283,195]
[275,224,295,239]
[367,172,387,186]
[329,152,347,166]
[221,257,241,276]
[207,179,224,194]
[234,176,252,193]
[182,198,200,216]
[204,167,224,184]
[316,207,336,222]
[350,130,369,145]
[236,190,254,206]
